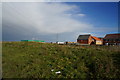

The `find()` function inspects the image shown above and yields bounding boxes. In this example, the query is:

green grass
[2,42,120,78]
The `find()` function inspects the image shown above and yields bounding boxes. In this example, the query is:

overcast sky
[2,2,118,42]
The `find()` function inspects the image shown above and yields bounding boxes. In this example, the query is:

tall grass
[2,42,120,78]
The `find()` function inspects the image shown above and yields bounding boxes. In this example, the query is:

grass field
[2,42,120,78]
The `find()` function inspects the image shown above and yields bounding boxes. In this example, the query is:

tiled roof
[104,33,120,39]
[77,34,91,40]
[91,36,101,41]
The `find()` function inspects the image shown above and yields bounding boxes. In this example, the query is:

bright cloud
[2,2,117,41]
[3,2,94,34]
[76,14,86,17]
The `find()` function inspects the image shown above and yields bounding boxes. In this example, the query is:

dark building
[103,33,120,45]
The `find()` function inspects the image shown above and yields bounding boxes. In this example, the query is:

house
[77,34,103,45]
[103,33,120,45]
[77,34,91,45]
[91,36,103,45]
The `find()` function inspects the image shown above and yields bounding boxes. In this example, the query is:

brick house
[103,33,120,45]
[77,34,103,45]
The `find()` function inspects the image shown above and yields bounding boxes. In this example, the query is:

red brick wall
[77,40,88,44]
[103,41,120,44]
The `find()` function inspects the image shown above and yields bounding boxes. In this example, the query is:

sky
[2,2,118,42]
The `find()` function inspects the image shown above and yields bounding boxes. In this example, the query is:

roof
[91,36,101,41]
[77,34,91,40]
[104,33,120,39]
[98,37,103,39]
